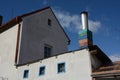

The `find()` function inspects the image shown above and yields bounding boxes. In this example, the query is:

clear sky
[0,0,120,61]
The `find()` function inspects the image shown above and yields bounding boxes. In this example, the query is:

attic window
[48,19,52,26]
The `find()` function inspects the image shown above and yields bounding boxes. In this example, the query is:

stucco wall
[0,25,19,80]
[17,49,92,80]
[18,8,69,64]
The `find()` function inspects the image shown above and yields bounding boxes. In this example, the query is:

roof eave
[89,45,113,66]
[21,6,50,18]
[92,70,120,78]
[49,7,71,44]
[0,6,51,33]
[0,16,22,33]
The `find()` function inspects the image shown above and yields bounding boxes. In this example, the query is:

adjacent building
[0,7,120,80]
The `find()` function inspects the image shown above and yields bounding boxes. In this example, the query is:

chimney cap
[80,11,88,15]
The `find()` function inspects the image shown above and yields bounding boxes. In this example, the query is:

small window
[48,19,52,26]
[58,62,65,73]
[39,66,45,76]
[23,70,29,78]
[44,44,52,58]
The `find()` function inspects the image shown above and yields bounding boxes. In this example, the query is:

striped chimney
[78,11,93,48]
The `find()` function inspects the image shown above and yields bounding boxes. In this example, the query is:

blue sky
[0,0,120,61]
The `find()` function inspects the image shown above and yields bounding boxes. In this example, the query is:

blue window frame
[23,70,29,78]
[39,66,45,76]
[57,62,65,73]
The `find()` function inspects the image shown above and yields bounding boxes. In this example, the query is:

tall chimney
[78,11,93,48]
[0,15,3,26]
[81,11,88,30]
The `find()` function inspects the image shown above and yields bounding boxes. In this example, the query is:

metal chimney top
[81,11,89,30]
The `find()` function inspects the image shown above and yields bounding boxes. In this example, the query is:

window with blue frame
[58,62,65,73]
[39,66,45,76]
[23,70,29,78]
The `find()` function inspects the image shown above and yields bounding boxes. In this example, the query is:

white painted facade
[0,25,19,80]
[0,7,71,80]
[0,7,107,80]
[17,49,93,80]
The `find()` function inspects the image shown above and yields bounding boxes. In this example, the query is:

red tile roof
[0,16,22,33]
[92,61,120,75]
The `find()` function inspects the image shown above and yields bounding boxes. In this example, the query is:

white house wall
[0,25,19,80]
[17,49,92,80]
[18,8,69,64]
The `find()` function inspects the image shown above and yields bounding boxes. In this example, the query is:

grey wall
[18,8,69,64]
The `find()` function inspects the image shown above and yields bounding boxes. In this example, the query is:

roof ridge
[0,6,51,33]
[0,6,50,27]
[20,6,50,17]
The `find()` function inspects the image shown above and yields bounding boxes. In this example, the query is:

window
[44,44,52,58]
[58,62,65,73]
[39,66,45,76]
[23,70,29,78]
[48,19,52,26]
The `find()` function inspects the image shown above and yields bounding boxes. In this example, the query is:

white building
[0,7,120,80]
